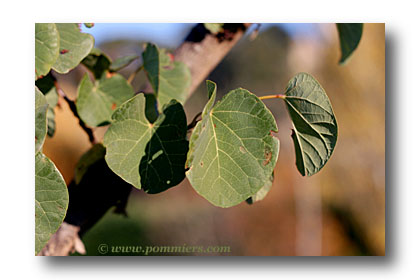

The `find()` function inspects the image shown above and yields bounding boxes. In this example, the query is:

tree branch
[40,23,251,256]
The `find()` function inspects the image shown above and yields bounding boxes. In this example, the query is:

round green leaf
[284,73,338,176]
[35,87,48,153]
[104,94,189,192]
[186,81,279,208]
[52,23,94,74]
[35,23,59,79]
[76,73,134,127]
[35,152,69,255]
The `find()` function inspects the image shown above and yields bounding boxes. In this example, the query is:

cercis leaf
[35,73,58,137]
[142,43,191,110]
[283,73,338,176]
[246,172,273,205]
[81,48,112,80]
[76,73,134,127]
[52,23,94,74]
[35,152,69,255]
[336,23,363,65]
[35,23,59,79]
[35,87,48,153]
[186,81,279,208]
[110,54,139,72]
[103,94,189,193]
[204,23,224,34]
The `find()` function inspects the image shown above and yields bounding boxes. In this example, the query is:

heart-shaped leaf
[52,23,94,74]
[35,152,69,255]
[35,87,48,153]
[76,73,134,127]
[186,81,279,208]
[336,23,363,64]
[284,73,338,176]
[110,54,139,72]
[104,94,189,192]
[142,43,191,110]
[35,23,59,79]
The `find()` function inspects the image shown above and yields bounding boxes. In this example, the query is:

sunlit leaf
[336,23,363,64]
[35,152,69,255]
[204,23,224,34]
[104,94,189,192]
[76,73,134,127]
[35,23,59,79]
[35,87,48,153]
[246,172,273,205]
[186,81,279,208]
[283,73,338,176]
[52,23,94,74]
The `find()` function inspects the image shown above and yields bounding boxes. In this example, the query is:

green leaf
[283,73,338,176]
[81,48,112,80]
[246,173,273,205]
[35,23,59,79]
[35,87,48,153]
[84,23,94,28]
[204,23,224,34]
[186,81,279,208]
[110,54,139,72]
[52,23,94,74]
[75,143,106,185]
[35,152,69,255]
[35,73,58,136]
[142,43,191,110]
[76,73,134,127]
[336,23,363,64]
[103,94,189,192]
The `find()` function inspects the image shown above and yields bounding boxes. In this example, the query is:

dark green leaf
[81,48,112,80]
[35,87,48,153]
[283,73,338,176]
[52,23,94,74]
[186,81,279,208]
[74,143,106,184]
[76,73,134,127]
[84,23,94,28]
[35,152,69,255]
[103,94,189,192]
[336,23,363,64]
[142,43,191,110]
[110,54,139,72]
[35,23,59,79]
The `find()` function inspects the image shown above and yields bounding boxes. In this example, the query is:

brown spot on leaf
[60,49,69,54]
[263,149,272,166]
[239,146,246,153]
[111,103,117,110]
[200,161,204,167]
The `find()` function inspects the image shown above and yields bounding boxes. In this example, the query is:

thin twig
[53,79,98,144]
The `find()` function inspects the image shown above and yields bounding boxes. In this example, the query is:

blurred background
[43,23,385,256]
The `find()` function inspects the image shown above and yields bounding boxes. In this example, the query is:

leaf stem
[259,94,286,100]
[127,65,144,84]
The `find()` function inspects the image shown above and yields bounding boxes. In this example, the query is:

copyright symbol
[98,243,108,254]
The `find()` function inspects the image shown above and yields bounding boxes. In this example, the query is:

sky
[80,23,321,47]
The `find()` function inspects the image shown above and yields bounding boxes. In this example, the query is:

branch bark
[40,23,251,256]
